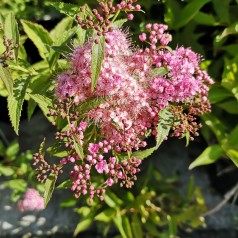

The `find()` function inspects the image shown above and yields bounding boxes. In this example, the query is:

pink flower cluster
[45,22,213,201]
[18,189,44,212]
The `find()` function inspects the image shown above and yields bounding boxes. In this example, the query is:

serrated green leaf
[0,64,13,96]
[27,98,37,120]
[21,20,53,60]
[50,17,74,42]
[131,147,157,160]
[44,174,57,208]
[189,144,223,169]
[50,2,81,17]
[73,134,84,159]
[29,93,53,120]
[156,107,173,148]
[8,77,29,135]
[91,36,105,92]
[174,0,211,29]
[4,13,19,62]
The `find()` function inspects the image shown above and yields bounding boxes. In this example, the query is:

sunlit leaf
[21,20,53,60]
[189,144,223,169]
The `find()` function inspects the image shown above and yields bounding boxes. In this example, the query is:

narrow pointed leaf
[7,77,29,135]
[91,36,105,92]
[189,144,223,169]
[50,2,81,17]
[44,174,57,207]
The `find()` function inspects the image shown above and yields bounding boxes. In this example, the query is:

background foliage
[0,0,238,237]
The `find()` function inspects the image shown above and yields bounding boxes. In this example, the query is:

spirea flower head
[36,4,213,203]
[18,189,44,212]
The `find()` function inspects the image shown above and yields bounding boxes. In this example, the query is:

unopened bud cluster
[0,27,18,67]
[76,0,141,43]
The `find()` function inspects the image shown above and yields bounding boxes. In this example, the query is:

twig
[204,182,238,217]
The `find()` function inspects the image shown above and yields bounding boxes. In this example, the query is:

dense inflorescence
[34,2,213,202]
[18,189,44,212]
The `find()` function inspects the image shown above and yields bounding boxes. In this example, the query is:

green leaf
[217,99,238,114]
[29,93,53,120]
[44,174,57,208]
[50,17,74,42]
[123,107,173,160]
[76,96,108,114]
[4,13,19,62]
[7,77,29,135]
[131,213,143,238]
[221,57,238,100]
[226,149,238,167]
[122,216,133,238]
[193,11,216,26]
[0,164,15,176]
[113,214,128,238]
[91,36,105,92]
[73,134,84,159]
[56,179,72,190]
[6,140,19,158]
[73,218,93,237]
[47,143,68,158]
[50,2,81,17]
[208,84,233,104]
[174,0,211,29]
[21,20,53,60]
[218,22,238,40]
[111,19,128,29]
[4,179,27,192]
[150,67,168,78]
[189,144,223,169]
[201,113,228,143]
[94,208,116,222]
[213,0,230,24]
[156,107,173,148]
[0,64,13,96]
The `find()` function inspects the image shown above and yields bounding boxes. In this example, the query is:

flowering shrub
[29,0,213,205]
[0,0,227,236]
